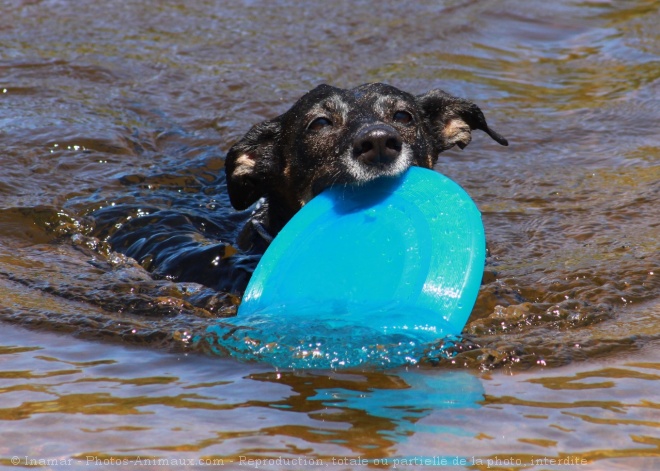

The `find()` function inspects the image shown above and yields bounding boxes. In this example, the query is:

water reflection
[311,370,482,440]
[0,325,484,465]
[2,324,658,469]
[251,369,483,449]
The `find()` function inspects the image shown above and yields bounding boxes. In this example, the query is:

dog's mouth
[304,125,413,203]
[306,146,412,205]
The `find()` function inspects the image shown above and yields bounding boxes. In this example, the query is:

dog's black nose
[353,125,403,166]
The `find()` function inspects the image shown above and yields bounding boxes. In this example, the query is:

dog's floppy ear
[417,89,508,151]
[225,119,281,210]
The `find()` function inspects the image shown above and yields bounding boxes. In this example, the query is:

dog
[101,83,507,294]
[226,82,507,252]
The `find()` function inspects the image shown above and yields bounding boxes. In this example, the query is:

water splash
[203,314,462,369]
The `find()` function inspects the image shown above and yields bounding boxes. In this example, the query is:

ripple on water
[0,323,658,467]
[1,0,659,372]
[1,0,660,468]
[1,145,658,369]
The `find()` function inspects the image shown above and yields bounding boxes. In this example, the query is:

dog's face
[225,83,507,223]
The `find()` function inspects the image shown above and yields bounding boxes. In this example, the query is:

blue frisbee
[237,166,485,343]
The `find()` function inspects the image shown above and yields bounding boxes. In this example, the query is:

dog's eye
[393,111,413,125]
[307,117,333,131]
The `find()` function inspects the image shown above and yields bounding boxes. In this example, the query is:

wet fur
[226,83,507,252]
[102,83,507,294]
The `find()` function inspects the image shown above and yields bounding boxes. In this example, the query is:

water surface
[1,0,659,468]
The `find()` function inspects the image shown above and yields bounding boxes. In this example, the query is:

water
[1,324,658,470]
[1,0,659,468]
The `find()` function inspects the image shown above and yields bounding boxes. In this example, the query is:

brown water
[1,0,659,469]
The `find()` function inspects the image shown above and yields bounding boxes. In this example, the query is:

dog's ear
[417,89,508,151]
[225,119,281,210]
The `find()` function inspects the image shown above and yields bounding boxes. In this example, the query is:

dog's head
[225,83,507,219]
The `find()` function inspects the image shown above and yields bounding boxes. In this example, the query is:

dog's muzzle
[352,124,403,168]
[341,123,412,183]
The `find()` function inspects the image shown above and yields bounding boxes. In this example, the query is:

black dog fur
[100,83,507,294]
[226,83,507,252]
